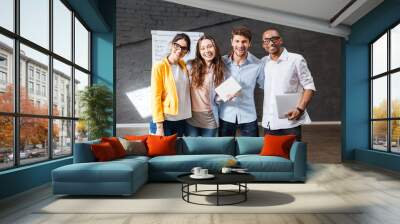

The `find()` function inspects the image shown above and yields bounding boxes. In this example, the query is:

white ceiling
[164,0,384,38]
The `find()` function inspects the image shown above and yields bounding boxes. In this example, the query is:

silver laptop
[275,93,301,119]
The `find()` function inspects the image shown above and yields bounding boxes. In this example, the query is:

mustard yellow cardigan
[151,58,188,123]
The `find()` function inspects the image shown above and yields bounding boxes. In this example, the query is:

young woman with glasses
[185,35,225,137]
[150,33,192,136]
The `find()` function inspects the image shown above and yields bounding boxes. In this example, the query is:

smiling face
[199,39,216,64]
[231,34,251,58]
[262,29,283,55]
[169,38,188,62]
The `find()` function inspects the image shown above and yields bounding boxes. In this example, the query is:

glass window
[372,33,387,76]
[53,59,72,117]
[391,72,400,118]
[0,116,13,170]
[371,24,400,154]
[20,0,49,49]
[0,0,92,170]
[0,0,14,32]
[53,0,72,60]
[53,119,72,158]
[372,77,387,119]
[391,120,400,153]
[372,121,388,151]
[0,34,14,113]
[74,17,89,70]
[20,44,49,115]
[74,69,89,118]
[391,24,400,70]
[28,81,34,94]
[75,120,88,143]
[19,117,49,165]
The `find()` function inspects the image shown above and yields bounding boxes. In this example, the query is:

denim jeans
[218,119,259,137]
[185,123,217,137]
[149,120,186,137]
[264,126,302,141]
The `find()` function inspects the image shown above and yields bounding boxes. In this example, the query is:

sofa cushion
[52,159,147,183]
[236,137,263,155]
[91,142,118,161]
[180,137,235,155]
[260,134,296,159]
[236,155,293,172]
[119,138,147,156]
[148,154,235,172]
[147,134,177,157]
[101,137,127,158]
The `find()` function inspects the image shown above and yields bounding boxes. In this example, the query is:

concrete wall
[116,0,343,124]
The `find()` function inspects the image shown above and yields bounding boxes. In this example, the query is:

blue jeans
[149,120,186,137]
[218,119,259,137]
[264,126,302,141]
[185,123,217,137]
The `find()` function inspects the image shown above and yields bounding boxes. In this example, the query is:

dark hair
[231,26,252,42]
[263,27,281,37]
[171,33,191,52]
[189,35,225,88]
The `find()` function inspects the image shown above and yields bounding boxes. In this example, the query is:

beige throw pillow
[118,138,147,156]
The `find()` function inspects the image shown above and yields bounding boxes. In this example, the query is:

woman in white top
[150,33,192,136]
[186,35,225,137]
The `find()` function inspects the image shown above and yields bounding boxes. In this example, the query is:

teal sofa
[52,137,307,196]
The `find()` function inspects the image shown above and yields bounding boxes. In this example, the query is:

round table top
[177,172,255,185]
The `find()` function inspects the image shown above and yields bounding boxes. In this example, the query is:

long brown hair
[190,35,225,88]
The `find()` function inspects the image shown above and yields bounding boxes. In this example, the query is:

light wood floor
[1,162,400,224]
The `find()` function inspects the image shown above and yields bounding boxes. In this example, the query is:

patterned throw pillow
[119,138,147,156]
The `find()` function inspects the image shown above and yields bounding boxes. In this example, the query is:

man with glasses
[261,28,316,140]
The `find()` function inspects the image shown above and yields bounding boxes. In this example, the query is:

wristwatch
[296,107,305,115]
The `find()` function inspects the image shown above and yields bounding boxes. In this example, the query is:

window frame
[370,20,400,154]
[0,0,92,171]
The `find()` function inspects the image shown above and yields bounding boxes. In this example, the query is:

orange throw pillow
[101,137,127,158]
[91,142,117,161]
[260,134,296,159]
[124,135,148,141]
[146,134,177,157]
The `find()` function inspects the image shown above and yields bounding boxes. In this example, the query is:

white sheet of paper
[215,77,242,102]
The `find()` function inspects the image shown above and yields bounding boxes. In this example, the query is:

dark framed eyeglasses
[262,36,281,44]
[173,42,189,53]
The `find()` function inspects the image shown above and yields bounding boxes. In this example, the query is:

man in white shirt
[261,28,316,140]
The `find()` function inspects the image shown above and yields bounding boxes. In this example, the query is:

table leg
[217,184,219,206]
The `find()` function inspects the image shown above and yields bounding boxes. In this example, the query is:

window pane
[391,24,400,70]
[53,119,72,158]
[20,44,49,115]
[0,116,13,170]
[372,121,388,151]
[372,33,387,76]
[20,0,49,49]
[391,120,400,153]
[75,120,88,143]
[0,0,14,31]
[372,77,387,119]
[74,69,89,118]
[53,59,72,117]
[74,17,89,70]
[391,72,400,118]
[0,34,14,112]
[20,117,49,165]
[53,0,72,60]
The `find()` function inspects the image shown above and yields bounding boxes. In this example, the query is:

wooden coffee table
[177,172,255,206]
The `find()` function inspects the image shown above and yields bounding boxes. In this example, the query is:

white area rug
[38,183,361,214]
